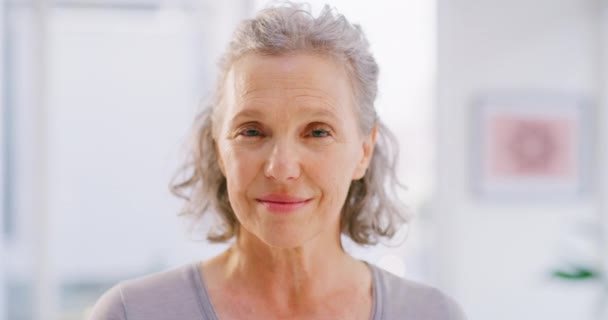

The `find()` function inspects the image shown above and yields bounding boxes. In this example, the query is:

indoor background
[1,0,607,319]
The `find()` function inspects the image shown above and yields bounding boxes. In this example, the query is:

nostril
[263,148,301,181]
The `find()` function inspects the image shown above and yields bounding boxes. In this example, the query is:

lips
[256,194,312,213]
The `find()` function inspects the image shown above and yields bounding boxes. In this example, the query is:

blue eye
[239,128,263,137]
[310,129,330,138]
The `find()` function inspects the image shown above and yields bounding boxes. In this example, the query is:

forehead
[222,53,355,115]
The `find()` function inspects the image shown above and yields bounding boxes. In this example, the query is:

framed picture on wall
[471,92,593,201]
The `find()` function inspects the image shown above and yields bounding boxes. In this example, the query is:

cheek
[220,147,262,199]
[306,147,359,204]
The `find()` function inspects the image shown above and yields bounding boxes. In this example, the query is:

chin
[259,233,309,249]
[254,227,317,249]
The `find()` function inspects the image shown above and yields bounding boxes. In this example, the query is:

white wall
[45,7,219,280]
[436,0,602,319]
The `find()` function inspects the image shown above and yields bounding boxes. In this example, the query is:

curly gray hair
[171,1,408,245]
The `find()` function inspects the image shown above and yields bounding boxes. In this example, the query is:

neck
[219,228,363,310]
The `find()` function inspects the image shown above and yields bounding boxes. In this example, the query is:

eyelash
[239,128,264,137]
[307,128,331,138]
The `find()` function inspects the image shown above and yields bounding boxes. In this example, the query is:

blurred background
[1,0,607,319]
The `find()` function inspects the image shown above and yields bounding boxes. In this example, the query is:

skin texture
[201,53,377,320]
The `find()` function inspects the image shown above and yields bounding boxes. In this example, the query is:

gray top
[88,262,466,320]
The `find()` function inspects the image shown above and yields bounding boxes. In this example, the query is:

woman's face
[215,53,375,248]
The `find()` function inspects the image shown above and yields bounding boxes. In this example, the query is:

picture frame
[471,92,593,201]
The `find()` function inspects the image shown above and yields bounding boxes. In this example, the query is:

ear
[352,126,377,180]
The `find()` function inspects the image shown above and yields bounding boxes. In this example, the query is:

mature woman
[90,3,465,320]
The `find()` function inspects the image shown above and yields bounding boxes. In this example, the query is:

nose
[263,139,301,182]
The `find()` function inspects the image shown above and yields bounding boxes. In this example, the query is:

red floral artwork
[486,115,577,179]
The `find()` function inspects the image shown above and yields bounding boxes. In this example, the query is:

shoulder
[87,284,126,320]
[370,264,467,320]
[87,263,205,320]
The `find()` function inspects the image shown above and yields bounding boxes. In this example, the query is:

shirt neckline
[190,260,380,320]
[190,261,220,320]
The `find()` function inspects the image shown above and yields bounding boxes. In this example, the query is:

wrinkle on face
[214,52,374,250]
[224,53,356,135]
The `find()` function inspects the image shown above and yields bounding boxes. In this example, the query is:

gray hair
[171,1,408,245]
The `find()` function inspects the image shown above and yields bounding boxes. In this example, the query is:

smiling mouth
[255,198,312,214]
